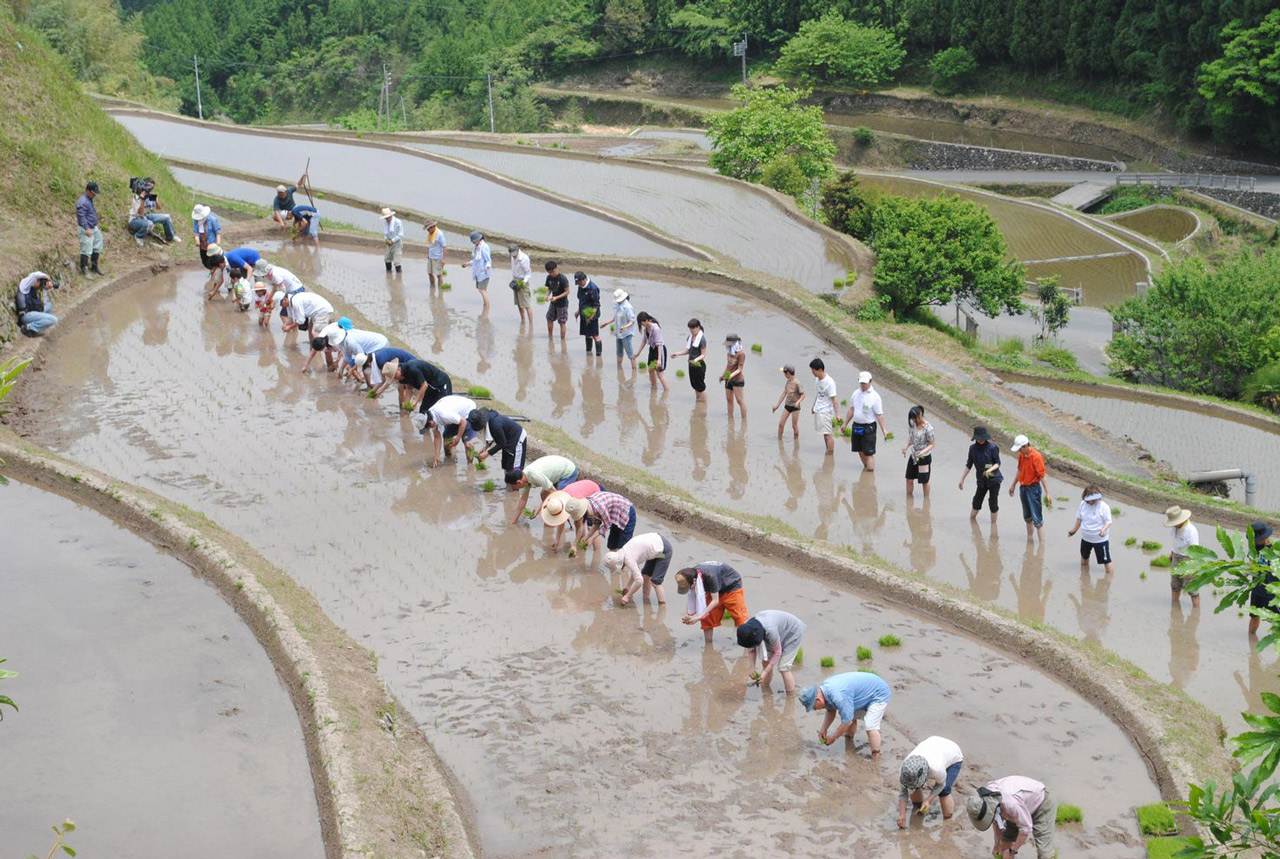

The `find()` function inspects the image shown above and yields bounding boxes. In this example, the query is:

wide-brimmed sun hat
[1011,434,1030,452]
[380,207,395,219]
[972,426,990,442]
[540,491,574,526]
[603,550,624,572]
[318,323,345,346]
[613,289,628,303]
[469,230,483,242]
[1084,492,1103,502]
[1164,506,1192,529]
[191,204,211,221]
[206,243,223,257]
[254,259,271,276]
[900,755,929,792]
[967,793,1000,831]
[564,497,590,522]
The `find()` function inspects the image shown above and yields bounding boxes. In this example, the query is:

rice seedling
[1124,536,1137,546]
[1055,804,1083,824]
[833,278,845,288]
[877,634,901,647]
[751,343,762,353]
[1150,555,1171,568]
[481,479,495,492]
[467,385,491,398]
[1145,838,1192,859]
[884,432,894,440]
[474,461,487,471]
[676,369,686,377]
[1141,540,1162,551]
[1140,572,1147,579]
[856,646,872,661]
[1135,802,1177,836]
[1112,506,1122,515]
[794,648,804,664]
[820,656,835,668]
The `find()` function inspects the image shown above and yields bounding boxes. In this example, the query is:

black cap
[466,408,488,432]
[573,271,587,282]
[736,618,765,649]
[85,181,99,192]
[1252,522,1274,545]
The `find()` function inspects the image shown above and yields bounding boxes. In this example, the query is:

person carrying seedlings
[669,318,707,402]
[1248,522,1275,637]
[897,735,964,828]
[543,260,571,340]
[467,408,527,474]
[252,282,274,328]
[14,271,58,337]
[1163,506,1200,608]
[411,394,477,467]
[270,175,306,229]
[799,670,891,757]
[843,371,887,471]
[605,531,673,606]
[573,490,636,552]
[341,328,391,388]
[505,454,579,524]
[395,359,453,415]
[1067,484,1114,574]
[722,333,747,419]
[809,358,838,456]
[959,426,1002,522]
[425,221,447,290]
[462,230,491,309]
[966,775,1057,859]
[605,289,639,370]
[772,364,805,439]
[1009,434,1050,542]
[674,562,748,643]
[635,311,669,392]
[288,204,320,247]
[508,243,533,325]
[736,609,805,694]
[573,271,603,357]
[304,322,346,373]
[902,405,935,498]
[540,481,603,551]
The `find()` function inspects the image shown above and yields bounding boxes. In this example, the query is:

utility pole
[193,54,203,120]
[385,66,393,130]
[731,35,748,87]
[487,74,495,133]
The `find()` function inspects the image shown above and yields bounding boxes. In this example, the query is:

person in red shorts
[674,562,749,645]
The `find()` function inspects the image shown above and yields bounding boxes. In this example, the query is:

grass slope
[0,8,177,341]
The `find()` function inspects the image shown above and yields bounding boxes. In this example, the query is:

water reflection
[1168,603,1201,691]
[963,521,1003,603]
[1070,571,1113,646]
[1011,542,1052,624]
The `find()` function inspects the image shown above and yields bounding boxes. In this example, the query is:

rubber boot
[385,262,392,272]
[79,254,90,276]
[394,265,402,273]
[90,252,103,275]
[586,338,592,354]
[595,340,602,357]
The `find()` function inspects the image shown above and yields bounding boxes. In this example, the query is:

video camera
[128,176,157,199]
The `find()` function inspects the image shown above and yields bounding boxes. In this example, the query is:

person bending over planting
[505,454,578,524]
[467,409,528,474]
[304,322,345,373]
[410,394,476,467]
[799,671,891,758]
[897,735,964,828]
[966,775,1057,859]
[605,532,673,606]
[568,490,635,552]
[540,481,602,552]
[392,359,452,414]
[736,609,805,694]
[674,562,748,644]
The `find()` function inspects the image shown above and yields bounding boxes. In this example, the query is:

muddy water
[860,174,1149,307]
[1108,207,1199,243]
[409,141,855,291]
[114,113,684,259]
[1010,379,1280,511]
[632,127,712,151]
[0,480,322,856]
[18,266,1155,857]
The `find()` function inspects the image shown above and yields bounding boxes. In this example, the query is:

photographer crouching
[15,271,59,337]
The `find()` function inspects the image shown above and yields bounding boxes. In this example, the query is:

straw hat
[1164,506,1192,529]
[380,207,396,219]
[191,204,211,221]
[564,497,590,522]
[541,491,573,526]
[206,243,223,257]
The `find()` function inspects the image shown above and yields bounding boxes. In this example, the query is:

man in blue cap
[799,671,891,757]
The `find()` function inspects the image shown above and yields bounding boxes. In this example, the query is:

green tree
[1107,250,1280,397]
[1197,10,1280,152]
[1030,276,1071,341]
[870,194,1026,320]
[820,170,879,241]
[707,84,834,184]
[669,4,738,61]
[928,45,976,94]
[760,156,807,197]
[774,12,905,88]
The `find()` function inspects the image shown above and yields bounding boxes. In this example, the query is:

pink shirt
[986,776,1046,837]
[563,480,601,500]
[616,532,666,576]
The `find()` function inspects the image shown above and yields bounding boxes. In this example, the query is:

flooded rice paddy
[12,264,1167,857]
[1108,206,1200,243]
[0,480,322,856]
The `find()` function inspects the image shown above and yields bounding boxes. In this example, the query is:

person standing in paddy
[508,243,534,325]
[635,312,669,392]
[967,775,1057,859]
[902,405,934,498]
[1009,434,1051,542]
[191,204,223,289]
[506,454,579,523]
[381,208,403,273]
[897,735,964,828]
[959,426,1002,522]
[425,220,447,290]
[674,562,748,642]
[1249,522,1276,637]
[467,408,528,475]
[605,531,674,606]
[736,609,805,695]
[574,271,602,357]
[772,364,805,439]
[543,259,570,340]
[799,671,891,758]
[1067,484,1114,574]
[670,318,707,402]
[722,333,747,419]
[1164,506,1200,608]
[462,230,491,309]
[601,289,638,370]
[809,358,837,455]
[843,371,886,471]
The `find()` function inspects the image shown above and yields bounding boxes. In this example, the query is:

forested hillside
[119,0,1280,157]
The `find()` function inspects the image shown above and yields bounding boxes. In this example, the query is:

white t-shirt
[510,251,532,284]
[288,292,332,323]
[900,735,964,797]
[267,266,304,294]
[814,376,837,413]
[1076,500,1113,543]
[428,395,476,429]
[850,387,884,423]
[1171,522,1199,556]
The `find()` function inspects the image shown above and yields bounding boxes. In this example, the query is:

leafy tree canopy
[707,84,834,184]
[774,12,905,89]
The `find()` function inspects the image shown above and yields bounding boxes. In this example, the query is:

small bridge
[1051,181,1112,210]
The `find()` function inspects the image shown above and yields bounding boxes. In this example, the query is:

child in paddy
[635,312,669,392]
[253,282,274,328]
[772,364,805,439]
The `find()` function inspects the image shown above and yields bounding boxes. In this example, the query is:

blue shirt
[428,230,447,260]
[291,205,317,221]
[273,185,297,211]
[225,247,261,271]
[192,214,221,241]
[821,672,891,724]
[371,347,416,368]
[614,299,636,337]
[470,241,492,282]
[76,193,99,229]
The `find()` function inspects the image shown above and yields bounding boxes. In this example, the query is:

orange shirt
[1016,447,1046,486]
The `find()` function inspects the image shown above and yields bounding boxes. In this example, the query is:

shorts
[303,215,320,237]
[815,410,835,435]
[724,377,745,390]
[641,535,674,585]
[778,642,802,673]
[474,278,489,291]
[1019,483,1044,527]
[428,258,444,275]
[688,362,707,392]
[701,587,748,630]
[546,303,568,324]
[647,345,667,372]
[606,506,637,550]
[513,284,532,308]
[905,454,931,483]
[308,310,332,333]
[972,483,1000,513]
[784,404,800,413]
[1080,538,1112,564]
[857,699,888,732]
[1251,576,1277,609]
[615,334,636,359]
[939,761,962,797]
[554,467,580,490]
[851,423,877,455]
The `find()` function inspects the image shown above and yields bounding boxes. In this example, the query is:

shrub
[1031,345,1080,373]
[821,170,878,241]
[707,85,835,185]
[1242,360,1280,413]
[820,655,835,668]
[775,13,905,89]
[929,46,977,95]
[856,646,872,661]
[852,125,875,146]
[1136,802,1178,836]
[855,295,890,322]
[761,156,809,198]
[1055,804,1083,824]
[877,634,901,647]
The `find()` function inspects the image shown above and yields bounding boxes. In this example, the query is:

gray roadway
[903,169,1280,192]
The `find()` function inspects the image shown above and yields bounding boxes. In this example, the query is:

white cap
[858,371,872,384]
[276,184,287,193]
[271,291,285,305]
[352,352,368,366]
[318,323,346,346]
[1011,434,1030,452]
[410,411,430,432]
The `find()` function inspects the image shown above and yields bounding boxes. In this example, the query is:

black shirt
[400,359,451,391]
[486,413,524,457]
[966,441,1002,485]
[547,273,570,308]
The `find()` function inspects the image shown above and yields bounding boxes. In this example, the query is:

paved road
[903,169,1280,192]
[943,300,1115,377]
